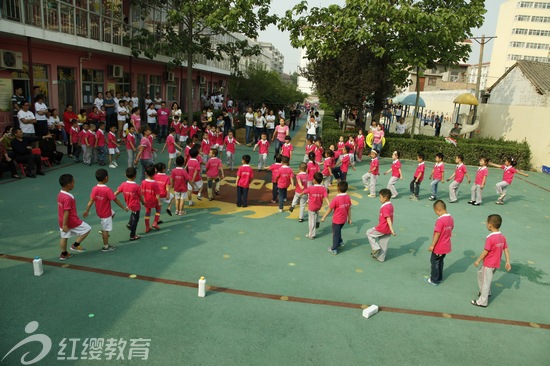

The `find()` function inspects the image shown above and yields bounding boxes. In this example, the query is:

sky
[258,0,508,74]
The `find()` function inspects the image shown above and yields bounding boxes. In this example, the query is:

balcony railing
[1,0,132,47]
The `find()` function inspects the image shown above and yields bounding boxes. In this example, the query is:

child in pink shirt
[186,148,204,205]
[269,155,283,203]
[154,162,175,216]
[224,130,240,171]
[409,152,426,201]
[355,129,366,162]
[489,157,529,205]
[161,127,182,172]
[306,151,320,187]
[171,156,194,215]
[141,164,161,232]
[367,188,396,262]
[70,120,82,163]
[95,122,107,166]
[289,162,308,222]
[115,167,144,241]
[425,200,454,286]
[83,168,127,251]
[107,125,120,168]
[125,125,137,168]
[302,172,330,239]
[314,139,324,163]
[304,138,315,163]
[253,133,270,171]
[205,148,224,200]
[236,154,254,207]
[281,136,293,160]
[275,156,295,212]
[362,149,379,197]
[429,153,445,201]
[446,154,471,203]
[384,150,403,198]
[321,181,352,255]
[472,214,511,307]
[469,157,489,206]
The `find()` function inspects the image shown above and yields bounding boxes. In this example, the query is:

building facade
[466,62,490,91]
[489,0,550,82]
[0,0,277,129]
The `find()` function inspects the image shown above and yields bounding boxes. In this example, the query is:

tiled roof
[488,60,550,94]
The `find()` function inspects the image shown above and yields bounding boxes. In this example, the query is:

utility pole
[470,35,496,129]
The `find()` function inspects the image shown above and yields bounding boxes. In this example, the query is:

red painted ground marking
[2,253,549,330]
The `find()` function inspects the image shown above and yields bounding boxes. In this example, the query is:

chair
[17,163,27,177]
[32,148,51,168]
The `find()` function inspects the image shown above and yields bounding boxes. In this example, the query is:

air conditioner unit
[164,71,175,82]
[108,64,123,78]
[0,50,23,70]
[199,75,206,85]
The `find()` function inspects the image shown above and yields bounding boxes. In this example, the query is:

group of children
[67,121,123,168]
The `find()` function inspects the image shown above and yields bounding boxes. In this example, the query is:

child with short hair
[206,148,224,200]
[409,152,425,201]
[171,155,194,215]
[366,188,396,262]
[425,200,454,286]
[321,181,352,255]
[275,155,295,212]
[428,153,445,201]
[224,130,241,171]
[289,162,308,222]
[154,162,175,216]
[186,148,204,205]
[384,150,403,198]
[362,149,379,197]
[180,119,190,145]
[200,132,211,172]
[488,157,529,205]
[302,172,330,239]
[215,126,224,154]
[446,154,471,203]
[125,125,137,168]
[161,127,182,172]
[70,120,82,163]
[57,174,91,260]
[281,136,293,161]
[253,132,270,171]
[469,157,489,206]
[83,168,128,252]
[107,125,121,168]
[88,123,97,165]
[472,214,511,307]
[141,164,161,232]
[236,154,254,207]
[80,123,92,166]
[337,136,345,154]
[268,155,283,203]
[95,122,107,166]
[115,167,144,241]
[332,146,356,182]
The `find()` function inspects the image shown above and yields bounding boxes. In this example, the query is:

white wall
[489,67,550,107]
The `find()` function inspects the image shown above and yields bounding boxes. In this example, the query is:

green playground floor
[1,115,549,365]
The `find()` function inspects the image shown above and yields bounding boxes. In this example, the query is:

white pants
[449,180,461,202]
[362,172,377,192]
[496,181,509,198]
[387,176,399,197]
[476,265,496,306]
[470,183,483,203]
[258,153,268,170]
[291,193,308,219]
[308,210,320,238]
[366,228,391,262]
[226,151,234,169]
[322,175,331,191]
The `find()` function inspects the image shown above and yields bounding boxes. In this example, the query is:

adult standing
[254,109,266,143]
[306,115,317,141]
[265,109,276,141]
[244,107,254,146]
[271,117,289,158]
[131,91,139,110]
[94,92,104,111]
[289,105,297,131]
[434,117,442,137]
[62,104,78,158]
[0,127,20,179]
[157,101,170,143]
[117,100,128,140]
[34,94,49,137]
[222,109,232,137]
[103,91,116,129]
[11,87,27,129]
[154,93,162,110]
[146,103,158,134]
[18,101,37,138]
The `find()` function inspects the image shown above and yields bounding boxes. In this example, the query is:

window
[166,77,179,104]
[428,77,437,86]
[149,75,162,100]
[528,29,550,36]
[518,1,533,7]
[508,54,523,61]
[515,15,531,21]
[510,41,525,48]
[512,28,528,35]
[526,42,550,49]
[531,16,550,23]
[33,65,50,105]
[534,2,550,8]
[114,72,130,96]
[82,69,104,106]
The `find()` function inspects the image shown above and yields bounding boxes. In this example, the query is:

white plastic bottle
[198,276,206,297]
[33,256,43,276]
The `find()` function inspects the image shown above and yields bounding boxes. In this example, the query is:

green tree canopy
[129,0,276,124]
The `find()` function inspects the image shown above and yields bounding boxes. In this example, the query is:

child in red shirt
[83,168,128,251]
[489,157,529,205]
[469,156,489,206]
[70,120,82,163]
[224,130,241,171]
[322,149,335,192]
[95,122,107,166]
[384,150,403,199]
[253,133,270,171]
[186,148,204,205]
[205,148,224,200]
[302,172,330,239]
[281,136,293,161]
[171,156,195,215]
[107,125,121,168]
[425,200,454,286]
[154,162,175,216]
[115,167,144,241]
[332,146,356,182]
[409,152,426,201]
[236,154,254,207]
[289,162,308,222]
[303,138,315,163]
[446,154,471,203]
[275,155,295,212]
[362,149,379,197]
[355,129,366,162]
[306,151,320,187]
[268,155,283,203]
[472,214,511,307]
[321,181,352,255]
[161,127,182,172]
[141,164,161,232]
[57,174,91,260]
[367,188,396,262]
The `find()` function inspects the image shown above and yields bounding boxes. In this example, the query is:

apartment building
[489,0,550,84]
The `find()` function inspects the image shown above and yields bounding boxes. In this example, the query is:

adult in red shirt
[426,200,454,286]
[62,104,78,157]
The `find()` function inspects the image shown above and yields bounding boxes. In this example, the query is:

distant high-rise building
[489,0,550,84]
[297,48,314,95]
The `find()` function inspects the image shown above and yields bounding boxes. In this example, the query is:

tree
[230,64,307,112]
[280,0,486,136]
[128,0,276,124]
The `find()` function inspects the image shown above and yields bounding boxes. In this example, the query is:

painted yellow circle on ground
[223,254,230,259]
[61,264,70,268]
[355,268,364,273]
[527,260,535,265]
[288,262,296,266]
[238,231,245,234]
[471,255,476,259]
[280,296,289,301]
[495,282,503,288]
[529,322,541,328]
[47,231,55,234]
[546,216,550,219]
[129,274,137,279]
[442,313,452,319]
[161,246,168,250]
[294,236,301,241]
[360,304,370,309]
[526,226,531,229]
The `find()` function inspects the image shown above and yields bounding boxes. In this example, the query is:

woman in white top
[117,100,128,140]
[146,103,157,132]
[34,94,49,137]
[171,102,182,119]
[265,109,276,141]
[94,92,104,111]
[395,120,407,134]
[244,107,255,146]
[254,110,266,143]
[144,94,153,107]
[306,116,317,141]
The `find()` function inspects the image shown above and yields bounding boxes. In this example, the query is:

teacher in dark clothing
[11,128,48,178]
